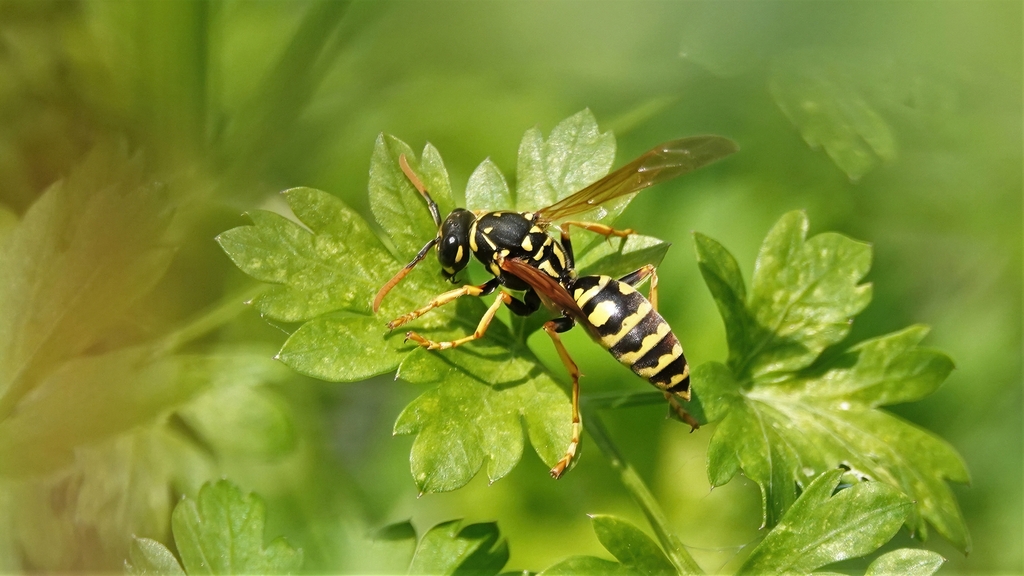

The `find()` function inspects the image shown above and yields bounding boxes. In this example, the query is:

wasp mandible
[373,135,738,478]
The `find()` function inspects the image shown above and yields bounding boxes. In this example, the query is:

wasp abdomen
[571,275,690,399]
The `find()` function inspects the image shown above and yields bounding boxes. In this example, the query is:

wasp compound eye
[437,209,473,277]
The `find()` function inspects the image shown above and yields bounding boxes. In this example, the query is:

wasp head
[437,209,474,281]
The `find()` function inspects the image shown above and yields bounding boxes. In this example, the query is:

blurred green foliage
[0,1,1018,574]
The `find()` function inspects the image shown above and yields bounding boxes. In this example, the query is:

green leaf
[590,515,675,576]
[176,383,295,459]
[737,469,912,575]
[0,144,174,417]
[408,519,509,576]
[466,158,513,212]
[365,521,418,575]
[395,346,571,492]
[171,480,302,575]
[540,556,635,576]
[865,548,945,576]
[692,212,970,552]
[369,135,455,257]
[515,109,615,213]
[126,537,186,576]
[216,187,397,321]
[575,234,671,280]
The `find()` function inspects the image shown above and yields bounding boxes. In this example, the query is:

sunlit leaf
[395,346,570,492]
[692,212,970,552]
[515,109,615,213]
[736,469,912,575]
[466,158,513,212]
[126,537,186,576]
[865,548,945,576]
[172,480,302,574]
[408,519,508,576]
[540,556,633,576]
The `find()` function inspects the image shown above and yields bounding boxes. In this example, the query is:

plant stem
[581,400,703,575]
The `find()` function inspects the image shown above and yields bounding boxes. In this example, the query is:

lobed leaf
[408,519,509,576]
[515,109,615,214]
[737,469,912,575]
[171,480,302,574]
[395,346,571,492]
[692,212,970,552]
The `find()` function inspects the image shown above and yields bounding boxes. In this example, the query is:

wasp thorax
[437,209,474,279]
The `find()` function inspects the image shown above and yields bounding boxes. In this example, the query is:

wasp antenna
[373,236,439,312]
[399,154,442,228]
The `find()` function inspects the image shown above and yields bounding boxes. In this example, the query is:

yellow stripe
[469,222,479,252]
[601,301,652,347]
[635,342,684,379]
[538,259,557,277]
[587,299,618,327]
[614,322,670,365]
[534,237,552,260]
[574,276,609,307]
[522,236,533,251]
[552,244,566,268]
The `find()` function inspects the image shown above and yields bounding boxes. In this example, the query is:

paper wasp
[373,135,738,478]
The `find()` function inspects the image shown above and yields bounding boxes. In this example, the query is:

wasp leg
[406,292,512,350]
[505,289,541,316]
[387,277,500,330]
[398,154,441,228]
[663,391,700,431]
[562,220,635,239]
[543,317,582,479]
[618,264,659,311]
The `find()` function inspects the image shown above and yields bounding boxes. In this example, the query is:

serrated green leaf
[395,345,571,492]
[277,311,408,381]
[0,144,174,416]
[216,188,396,321]
[865,548,945,576]
[540,556,636,576]
[515,109,615,212]
[466,158,513,212]
[575,234,671,280]
[737,470,912,575]
[369,135,454,257]
[693,213,970,552]
[126,537,186,576]
[744,211,872,380]
[172,480,302,575]
[408,519,509,576]
[590,515,675,576]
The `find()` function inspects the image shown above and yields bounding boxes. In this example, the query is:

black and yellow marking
[571,275,690,398]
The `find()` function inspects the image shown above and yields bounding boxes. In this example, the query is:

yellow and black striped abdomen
[571,275,690,399]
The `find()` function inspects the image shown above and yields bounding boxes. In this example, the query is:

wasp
[373,135,738,478]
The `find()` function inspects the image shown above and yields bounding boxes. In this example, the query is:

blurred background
[0,1,1019,573]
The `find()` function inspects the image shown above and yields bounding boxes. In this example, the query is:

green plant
[212,110,967,574]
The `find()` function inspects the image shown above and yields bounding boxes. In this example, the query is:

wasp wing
[536,135,738,223]
[500,258,584,319]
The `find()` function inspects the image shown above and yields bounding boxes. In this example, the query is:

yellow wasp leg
[405,292,511,350]
[387,281,496,331]
[562,220,635,239]
[544,320,582,479]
